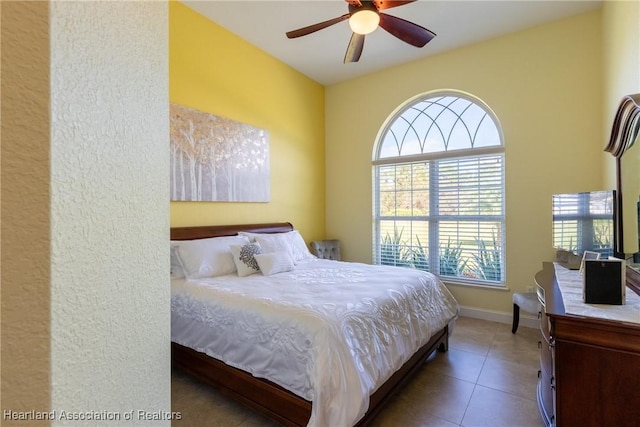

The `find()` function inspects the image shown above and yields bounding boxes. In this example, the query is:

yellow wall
[325,11,604,312]
[169,2,326,242]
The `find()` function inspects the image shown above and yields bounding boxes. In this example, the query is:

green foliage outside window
[472,235,502,281]
[439,237,468,276]
[379,228,502,282]
[380,227,413,268]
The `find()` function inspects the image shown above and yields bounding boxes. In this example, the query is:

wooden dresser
[535,262,640,427]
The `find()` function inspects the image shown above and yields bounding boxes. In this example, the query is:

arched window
[373,91,505,286]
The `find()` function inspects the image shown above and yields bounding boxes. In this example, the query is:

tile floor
[172,316,544,427]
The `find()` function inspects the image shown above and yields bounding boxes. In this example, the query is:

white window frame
[372,90,506,287]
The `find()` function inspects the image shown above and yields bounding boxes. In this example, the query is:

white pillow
[253,233,292,254]
[170,244,186,279]
[238,231,265,242]
[286,230,315,262]
[254,251,295,276]
[230,242,263,277]
[240,230,314,263]
[238,231,261,242]
[176,235,250,279]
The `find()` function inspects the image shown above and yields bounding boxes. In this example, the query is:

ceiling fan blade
[378,13,436,47]
[286,13,350,39]
[344,33,365,63]
[373,0,416,11]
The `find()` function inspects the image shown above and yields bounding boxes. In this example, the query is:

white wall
[50,2,171,425]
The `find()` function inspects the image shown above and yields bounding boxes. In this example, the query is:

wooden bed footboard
[170,222,451,426]
[172,325,449,427]
[172,342,312,426]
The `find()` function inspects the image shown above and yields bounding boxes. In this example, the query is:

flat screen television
[552,190,616,258]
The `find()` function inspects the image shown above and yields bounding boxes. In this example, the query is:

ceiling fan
[285,0,436,63]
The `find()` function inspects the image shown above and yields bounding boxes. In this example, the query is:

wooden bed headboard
[170,222,294,241]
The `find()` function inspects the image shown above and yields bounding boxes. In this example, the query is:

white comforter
[171,258,459,427]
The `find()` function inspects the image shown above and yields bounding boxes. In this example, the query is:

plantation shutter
[436,154,504,281]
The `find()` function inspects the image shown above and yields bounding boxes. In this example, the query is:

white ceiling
[182,0,603,86]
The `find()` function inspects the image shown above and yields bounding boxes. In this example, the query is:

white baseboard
[459,305,539,330]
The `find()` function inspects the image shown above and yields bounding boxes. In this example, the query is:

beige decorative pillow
[230,242,263,277]
[254,251,295,276]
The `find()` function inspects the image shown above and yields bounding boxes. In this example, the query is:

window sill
[442,278,509,291]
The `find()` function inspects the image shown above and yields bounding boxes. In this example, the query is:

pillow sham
[238,231,264,242]
[253,233,291,255]
[175,235,250,279]
[170,244,186,279]
[287,230,316,262]
[240,230,314,263]
[230,242,263,277]
[254,251,295,276]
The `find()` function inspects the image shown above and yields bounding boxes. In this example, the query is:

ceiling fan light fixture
[285,0,434,64]
[349,9,380,35]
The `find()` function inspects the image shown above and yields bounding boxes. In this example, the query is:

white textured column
[50,1,171,425]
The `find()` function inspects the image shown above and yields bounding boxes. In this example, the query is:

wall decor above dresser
[604,94,640,259]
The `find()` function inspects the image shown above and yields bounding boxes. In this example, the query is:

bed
[171,222,459,427]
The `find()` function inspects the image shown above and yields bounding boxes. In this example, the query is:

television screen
[552,190,616,257]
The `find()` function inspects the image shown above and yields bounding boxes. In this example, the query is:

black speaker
[583,259,626,305]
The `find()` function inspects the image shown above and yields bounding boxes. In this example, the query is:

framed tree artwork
[170,103,270,202]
